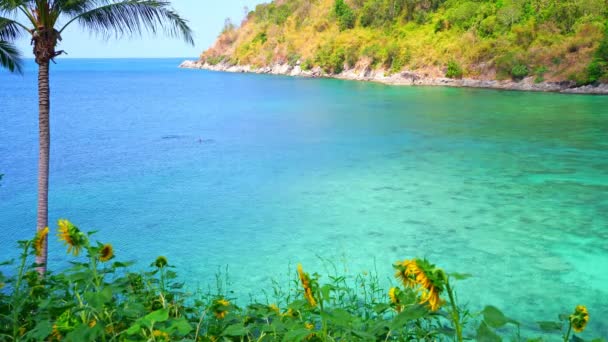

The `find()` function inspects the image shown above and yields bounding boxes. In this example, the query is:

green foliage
[586,24,608,83]
[534,66,548,83]
[224,0,608,83]
[0,221,604,341]
[445,1,479,30]
[361,43,382,65]
[206,55,225,65]
[315,44,346,74]
[252,31,268,44]
[587,59,607,83]
[288,52,301,66]
[301,58,314,70]
[334,0,356,31]
[495,51,525,80]
[511,63,529,80]
[446,60,463,79]
[254,2,293,25]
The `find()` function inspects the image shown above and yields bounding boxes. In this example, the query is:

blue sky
[14,0,264,58]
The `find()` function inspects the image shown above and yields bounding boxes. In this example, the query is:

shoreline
[179,60,608,95]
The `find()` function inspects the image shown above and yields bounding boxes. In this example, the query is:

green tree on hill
[0,0,193,275]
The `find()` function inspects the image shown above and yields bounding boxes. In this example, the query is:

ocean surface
[1,59,607,338]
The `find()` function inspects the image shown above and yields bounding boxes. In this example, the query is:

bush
[585,25,608,83]
[301,58,314,71]
[478,15,498,37]
[446,60,464,79]
[206,56,225,65]
[333,0,355,31]
[287,53,301,67]
[534,66,548,83]
[586,59,607,83]
[360,44,382,65]
[252,31,267,44]
[0,220,600,341]
[328,48,346,74]
[445,1,479,30]
[495,51,525,80]
[511,63,529,80]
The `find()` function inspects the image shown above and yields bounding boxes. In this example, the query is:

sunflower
[282,308,297,318]
[99,244,114,262]
[212,298,230,319]
[305,322,314,330]
[297,264,317,307]
[154,256,168,268]
[50,324,62,341]
[394,258,446,311]
[388,287,402,312]
[152,330,170,340]
[570,305,589,333]
[57,219,87,256]
[33,227,49,257]
[89,320,97,328]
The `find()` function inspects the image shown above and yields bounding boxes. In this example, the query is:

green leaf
[283,328,313,342]
[373,303,391,313]
[320,284,332,302]
[84,287,113,309]
[449,272,473,280]
[537,321,562,332]
[25,321,52,340]
[112,261,135,268]
[165,270,178,279]
[65,323,102,341]
[483,305,509,328]
[351,329,376,340]
[126,323,141,335]
[168,318,193,335]
[390,304,429,329]
[0,260,14,266]
[222,323,248,336]
[322,308,354,327]
[143,308,169,324]
[476,322,502,342]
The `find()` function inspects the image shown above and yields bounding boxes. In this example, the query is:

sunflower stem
[564,322,572,342]
[445,278,462,342]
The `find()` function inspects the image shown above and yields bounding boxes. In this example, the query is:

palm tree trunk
[35,60,50,275]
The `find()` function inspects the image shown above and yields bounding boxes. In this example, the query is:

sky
[13,0,265,58]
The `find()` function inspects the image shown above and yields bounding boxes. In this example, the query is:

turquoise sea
[1,59,607,338]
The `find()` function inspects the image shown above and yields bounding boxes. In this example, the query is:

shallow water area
[1,59,607,338]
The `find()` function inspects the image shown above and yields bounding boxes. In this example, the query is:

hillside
[197,0,608,87]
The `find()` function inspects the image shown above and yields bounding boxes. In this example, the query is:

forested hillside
[201,0,608,84]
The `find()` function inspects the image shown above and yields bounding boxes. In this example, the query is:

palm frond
[0,17,24,40]
[60,0,193,45]
[51,0,97,16]
[0,0,32,14]
[0,39,22,73]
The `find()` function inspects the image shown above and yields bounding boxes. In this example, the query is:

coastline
[179,60,608,95]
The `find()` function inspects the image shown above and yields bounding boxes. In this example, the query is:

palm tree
[0,0,193,275]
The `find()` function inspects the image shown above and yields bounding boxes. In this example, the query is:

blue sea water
[1,59,607,338]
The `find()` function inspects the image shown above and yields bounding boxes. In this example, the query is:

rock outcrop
[179,60,608,95]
